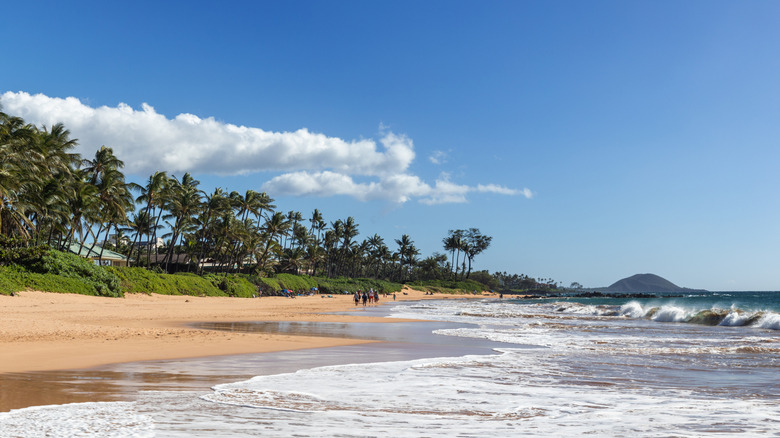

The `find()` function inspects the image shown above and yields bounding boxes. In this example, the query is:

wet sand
[0,288,497,411]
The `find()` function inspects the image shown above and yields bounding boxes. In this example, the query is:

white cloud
[476,184,534,199]
[1,91,412,177]
[429,150,448,165]
[1,91,531,204]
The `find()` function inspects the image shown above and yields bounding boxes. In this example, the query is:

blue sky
[2,1,779,290]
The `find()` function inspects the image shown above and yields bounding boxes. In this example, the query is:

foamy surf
[0,401,154,438]
[3,293,778,436]
[196,349,778,436]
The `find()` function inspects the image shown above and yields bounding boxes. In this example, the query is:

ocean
[1,291,778,437]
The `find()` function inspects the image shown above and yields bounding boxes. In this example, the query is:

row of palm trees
[1,110,492,282]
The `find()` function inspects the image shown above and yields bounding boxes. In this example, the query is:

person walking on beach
[354,291,360,306]
[362,290,368,306]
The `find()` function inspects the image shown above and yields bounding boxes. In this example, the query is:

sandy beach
[0,288,492,374]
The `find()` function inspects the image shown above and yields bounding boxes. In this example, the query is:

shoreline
[0,288,496,374]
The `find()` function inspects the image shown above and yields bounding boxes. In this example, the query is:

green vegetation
[0,265,113,296]
[0,105,557,298]
[106,267,256,297]
[0,249,122,297]
[242,273,402,296]
[406,278,488,294]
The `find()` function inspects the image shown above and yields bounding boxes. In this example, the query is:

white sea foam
[620,301,645,318]
[6,297,779,436]
[0,402,154,438]
[720,310,753,326]
[755,312,780,330]
[196,349,779,436]
[650,305,690,322]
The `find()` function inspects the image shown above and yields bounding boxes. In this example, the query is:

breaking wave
[614,301,780,330]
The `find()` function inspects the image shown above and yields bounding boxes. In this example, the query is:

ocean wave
[553,302,618,316]
[755,313,780,330]
[613,301,780,330]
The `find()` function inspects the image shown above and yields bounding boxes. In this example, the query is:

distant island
[599,273,706,293]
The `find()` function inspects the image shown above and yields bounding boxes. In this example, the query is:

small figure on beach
[393,293,396,301]
[362,290,368,306]
[354,291,360,306]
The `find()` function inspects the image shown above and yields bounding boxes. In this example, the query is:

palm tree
[309,208,324,242]
[253,211,289,275]
[161,173,202,271]
[62,173,98,251]
[82,145,124,185]
[333,217,359,276]
[395,234,414,282]
[194,187,231,273]
[129,171,168,263]
[443,230,465,279]
[0,114,38,238]
[122,210,155,266]
[87,168,133,263]
[283,210,303,249]
[305,242,325,276]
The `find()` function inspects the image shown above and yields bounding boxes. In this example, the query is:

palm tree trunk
[98,222,113,264]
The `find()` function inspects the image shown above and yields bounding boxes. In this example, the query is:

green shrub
[0,235,49,267]
[22,250,123,297]
[406,278,488,293]
[204,274,256,298]
[106,266,178,295]
[0,265,118,296]
[106,267,257,297]
[315,277,402,295]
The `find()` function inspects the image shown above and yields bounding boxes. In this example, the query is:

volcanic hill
[604,273,704,293]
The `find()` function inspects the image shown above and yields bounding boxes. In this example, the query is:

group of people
[353,289,382,306]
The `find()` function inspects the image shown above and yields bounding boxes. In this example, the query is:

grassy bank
[1,249,489,298]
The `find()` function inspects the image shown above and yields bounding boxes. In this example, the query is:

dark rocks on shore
[567,291,682,299]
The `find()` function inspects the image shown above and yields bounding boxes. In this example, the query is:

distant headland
[599,273,706,293]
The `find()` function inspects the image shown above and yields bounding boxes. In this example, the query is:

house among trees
[106,234,163,250]
[67,243,128,267]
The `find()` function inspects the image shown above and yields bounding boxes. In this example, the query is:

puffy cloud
[1,91,531,204]
[1,91,412,176]
[262,171,431,203]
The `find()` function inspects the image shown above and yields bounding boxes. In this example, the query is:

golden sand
[0,287,494,373]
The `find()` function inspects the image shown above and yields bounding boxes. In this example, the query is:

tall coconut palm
[284,210,303,249]
[0,114,38,238]
[253,211,289,275]
[395,234,418,282]
[161,173,202,271]
[308,209,324,242]
[129,171,168,263]
[122,210,156,266]
[82,145,124,185]
[195,187,230,273]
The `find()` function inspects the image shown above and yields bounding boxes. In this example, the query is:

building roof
[67,243,128,261]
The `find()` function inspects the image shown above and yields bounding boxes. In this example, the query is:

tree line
[0,109,496,283]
